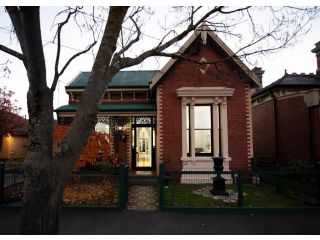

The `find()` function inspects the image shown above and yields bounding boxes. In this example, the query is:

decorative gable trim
[150,25,261,90]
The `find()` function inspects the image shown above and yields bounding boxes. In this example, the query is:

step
[128,176,159,186]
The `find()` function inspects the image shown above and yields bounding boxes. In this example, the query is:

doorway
[132,125,155,170]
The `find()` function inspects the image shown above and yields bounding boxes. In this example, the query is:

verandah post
[159,162,164,211]
[119,163,126,209]
[0,162,4,204]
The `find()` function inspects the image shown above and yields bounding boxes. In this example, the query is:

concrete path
[1,209,320,234]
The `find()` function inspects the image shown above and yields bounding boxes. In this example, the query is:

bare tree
[0,6,319,234]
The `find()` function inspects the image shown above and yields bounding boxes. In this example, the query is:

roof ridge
[80,70,160,72]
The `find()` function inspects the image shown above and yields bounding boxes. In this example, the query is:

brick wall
[310,106,320,160]
[159,39,251,170]
[277,96,311,163]
[252,100,276,158]
[253,94,317,165]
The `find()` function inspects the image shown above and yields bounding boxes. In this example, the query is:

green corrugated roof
[67,70,159,88]
[55,103,156,112]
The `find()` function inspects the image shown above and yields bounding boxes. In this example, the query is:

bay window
[178,87,234,161]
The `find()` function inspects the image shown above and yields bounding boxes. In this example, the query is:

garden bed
[62,177,119,207]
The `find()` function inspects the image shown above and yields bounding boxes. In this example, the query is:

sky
[0,3,320,118]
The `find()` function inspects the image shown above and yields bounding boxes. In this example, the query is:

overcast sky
[1,4,320,118]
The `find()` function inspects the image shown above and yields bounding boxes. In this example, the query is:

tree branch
[51,7,101,91]
[115,15,141,57]
[51,40,97,91]
[218,6,251,14]
[113,6,225,68]
[53,8,78,88]
[0,44,25,61]
[5,7,28,68]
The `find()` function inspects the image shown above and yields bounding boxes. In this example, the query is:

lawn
[163,183,307,208]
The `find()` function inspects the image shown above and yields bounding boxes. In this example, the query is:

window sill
[181,157,213,162]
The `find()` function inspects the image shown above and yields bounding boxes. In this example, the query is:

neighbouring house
[55,25,261,175]
[0,113,28,161]
[252,41,320,166]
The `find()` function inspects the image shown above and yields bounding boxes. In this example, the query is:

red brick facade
[310,106,320,160]
[57,28,259,173]
[252,100,276,158]
[158,40,252,170]
[253,92,320,164]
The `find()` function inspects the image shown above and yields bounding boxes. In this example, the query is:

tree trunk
[19,86,60,234]
[18,7,129,234]
[19,166,63,234]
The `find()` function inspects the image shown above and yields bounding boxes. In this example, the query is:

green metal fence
[159,163,320,212]
[0,164,24,205]
[0,162,128,209]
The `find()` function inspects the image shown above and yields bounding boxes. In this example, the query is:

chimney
[311,41,320,76]
[252,67,265,87]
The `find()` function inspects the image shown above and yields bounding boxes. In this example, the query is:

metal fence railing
[1,166,24,205]
[158,163,320,211]
[0,162,128,209]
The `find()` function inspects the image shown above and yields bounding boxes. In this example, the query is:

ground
[1,209,320,234]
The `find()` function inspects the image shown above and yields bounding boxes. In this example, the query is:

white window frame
[177,87,234,163]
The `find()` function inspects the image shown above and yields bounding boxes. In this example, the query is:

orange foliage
[53,125,115,169]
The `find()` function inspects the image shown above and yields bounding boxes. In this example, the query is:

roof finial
[200,25,207,45]
[284,69,287,75]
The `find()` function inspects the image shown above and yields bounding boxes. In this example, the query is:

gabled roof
[0,112,28,136]
[66,70,159,89]
[150,25,261,89]
[252,73,320,98]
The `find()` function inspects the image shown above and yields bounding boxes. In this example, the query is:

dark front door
[132,125,155,170]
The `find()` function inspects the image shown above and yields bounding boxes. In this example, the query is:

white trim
[150,25,261,89]
[181,97,187,158]
[190,99,195,158]
[220,97,229,159]
[150,32,199,89]
[181,157,212,162]
[212,102,219,157]
[178,87,234,168]
[177,87,234,97]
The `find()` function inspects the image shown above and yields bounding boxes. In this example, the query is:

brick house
[0,113,28,161]
[252,41,320,165]
[55,26,260,174]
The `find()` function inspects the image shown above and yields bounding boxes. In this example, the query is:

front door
[132,125,155,170]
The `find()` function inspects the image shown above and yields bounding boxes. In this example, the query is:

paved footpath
[1,209,320,234]
[126,185,158,211]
